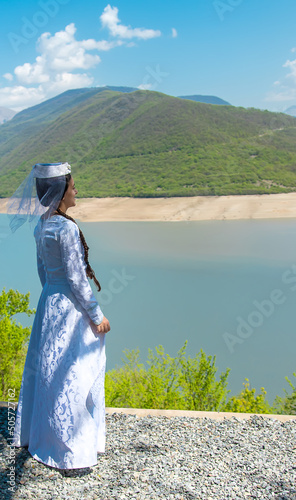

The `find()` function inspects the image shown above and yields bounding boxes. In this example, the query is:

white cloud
[15,58,49,84]
[95,39,124,51]
[39,24,104,71]
[172,28,178,38]
[266,48,296,105]
[14,24,103,85]
[3,73,14,81]
[266,87,296,103]
[0,85,45,112]
[283,58,296,81]
[138,83,153,90]
[0,23,110,110]
[0,6,162,111]
[100,5,161,40]
[45,72,94,95]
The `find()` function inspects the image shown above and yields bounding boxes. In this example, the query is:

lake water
[1,214,296,404]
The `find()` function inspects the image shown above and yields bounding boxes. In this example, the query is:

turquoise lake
[1,213,296,403]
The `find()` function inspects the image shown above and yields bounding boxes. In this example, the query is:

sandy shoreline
[1,193,296,221]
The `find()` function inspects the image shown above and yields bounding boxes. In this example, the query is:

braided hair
[37,173,101,292]
[55,208,101,292]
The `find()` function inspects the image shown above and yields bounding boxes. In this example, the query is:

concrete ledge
[105,407,296,422]
[1,402,295,421]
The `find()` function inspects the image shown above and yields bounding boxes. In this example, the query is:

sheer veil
[7,162,71,232]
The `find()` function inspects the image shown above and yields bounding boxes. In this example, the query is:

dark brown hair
[55,207,101,292]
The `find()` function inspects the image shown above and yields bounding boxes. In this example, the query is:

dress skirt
[12,281,106,470]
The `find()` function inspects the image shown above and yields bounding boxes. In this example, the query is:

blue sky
[0,0,296,112]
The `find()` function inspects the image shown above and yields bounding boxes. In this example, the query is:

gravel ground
[0,408,296,500]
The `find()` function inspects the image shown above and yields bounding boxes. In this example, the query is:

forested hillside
[1,87,296,198]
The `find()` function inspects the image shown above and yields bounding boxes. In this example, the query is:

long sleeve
[36,252,46,287]
[59,220,104,325]
[34,222,46,287]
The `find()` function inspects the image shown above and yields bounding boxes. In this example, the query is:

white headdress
[7,162,71,232]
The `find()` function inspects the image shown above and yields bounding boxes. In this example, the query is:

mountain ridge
[285,105,296,117]
[178,95,231,105]
[1,87,296,198]
[0,107,16,125]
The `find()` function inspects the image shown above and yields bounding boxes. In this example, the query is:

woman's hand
[91,317,110,334]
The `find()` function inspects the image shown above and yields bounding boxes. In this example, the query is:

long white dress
[12,215,106,469]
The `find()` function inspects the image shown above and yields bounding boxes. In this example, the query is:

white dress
[12,215,106,470]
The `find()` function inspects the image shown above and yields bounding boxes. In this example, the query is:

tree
[105,342,231,411]
[178,347,230,411]
[105,346,184,409]
[272,374,296,415]
[0,288,35,400]
[224,379,272,414]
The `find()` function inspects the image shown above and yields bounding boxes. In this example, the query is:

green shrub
[272,373,296,415]
[0,288,35,400]
[224,379,272,414]
[105,342,230,411]
[0,285,295,417]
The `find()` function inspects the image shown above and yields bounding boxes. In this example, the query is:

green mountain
[1,87,296,198]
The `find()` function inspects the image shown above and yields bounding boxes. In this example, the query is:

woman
[9,162,110,470]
